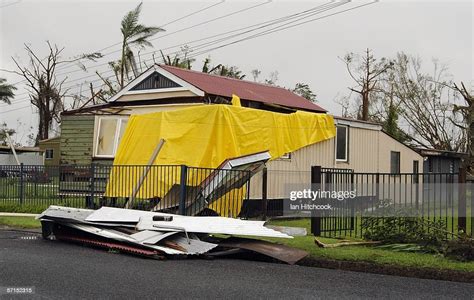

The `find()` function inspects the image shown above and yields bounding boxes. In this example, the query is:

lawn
[0,216,41,229]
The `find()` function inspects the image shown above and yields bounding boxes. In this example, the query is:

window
[390,151,400,174]
[336,125,348,161]
[413,160,419,173]
[449,160,455,174]
[428,159,433,173]
[45,149,54,160]
[95,117,128,157]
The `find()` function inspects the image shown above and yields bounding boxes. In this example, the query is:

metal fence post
[310,166,322,236]
[88,163,95,209]
[261,167,268,221]
[179,165,188,216]
[470,177,474,236]
[19,163,24,205]
[458,167,467,233]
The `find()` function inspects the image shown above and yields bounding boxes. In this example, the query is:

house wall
[118,90,198,102]
[38,138,61,166]
[0,152,43,165]
[422,156,461,174]
[377,132,422,173]
[60,115,95,165]
[60,104,205,165]
[248,126,423,199]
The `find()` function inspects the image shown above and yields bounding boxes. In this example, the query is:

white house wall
[248,126,423,199]
[0,152,43,165]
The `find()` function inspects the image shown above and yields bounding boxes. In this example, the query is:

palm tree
[0,78,16,104]
[119,3,164,88]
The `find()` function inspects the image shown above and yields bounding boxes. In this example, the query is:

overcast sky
[0,0,472,145]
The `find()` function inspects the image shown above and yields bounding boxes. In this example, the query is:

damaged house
[58,64,422,209]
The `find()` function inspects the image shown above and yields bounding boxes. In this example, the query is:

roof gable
[131,72,181,91]
[108,65,205,102]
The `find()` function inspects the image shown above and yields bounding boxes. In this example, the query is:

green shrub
[443,234,474,261]
[361,216,446,251]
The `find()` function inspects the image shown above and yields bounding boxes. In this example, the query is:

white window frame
[94,117,128,158]
[335,125,348,162]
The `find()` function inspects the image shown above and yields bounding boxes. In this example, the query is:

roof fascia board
[334,118,381,131]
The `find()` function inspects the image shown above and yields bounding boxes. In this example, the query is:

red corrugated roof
[160,65,326,112]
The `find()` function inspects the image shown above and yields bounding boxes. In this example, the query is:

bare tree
[342,48,393,121]
[388,53,465,151]
[11,42,101,144]
[451,82,474,173]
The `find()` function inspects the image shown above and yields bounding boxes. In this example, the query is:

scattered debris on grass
[314,237,381,248]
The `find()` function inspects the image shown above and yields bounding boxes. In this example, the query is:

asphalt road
[1,230,473,299]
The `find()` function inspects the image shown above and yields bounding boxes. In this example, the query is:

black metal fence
[310,166,473,238]
[0,164,251,218]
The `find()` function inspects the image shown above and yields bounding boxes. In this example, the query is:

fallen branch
[314,238,381,248]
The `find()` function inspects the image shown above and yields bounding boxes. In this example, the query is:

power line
[188,0,378,58]
[5,1,334,102]
[49,1,331,79]
[0,0,21,9]
[54,1,355,93]
[0,104,32,114]
[2,1,345,108]
[2,1,375,113]
[1,1,350,109]
[10,0,227,85]
[53,0,270,74]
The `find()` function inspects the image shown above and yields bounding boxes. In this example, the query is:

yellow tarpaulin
[106,104,335,216]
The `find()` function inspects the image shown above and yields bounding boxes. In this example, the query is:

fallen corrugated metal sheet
[217,237,309,265]
[38,206,306,262]
[37,206,136,227]
[86,207,291,238]
[130,230,178,244]
[266,225,307,237]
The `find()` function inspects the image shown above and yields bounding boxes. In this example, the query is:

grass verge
[0,216,41,229]
[267,219,474,274]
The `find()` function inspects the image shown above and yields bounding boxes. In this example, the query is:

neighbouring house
[38,137,61,166]
[58,64,422,201]
[248,116,423,200]
[0,145,44,165]
[415,148,466,174]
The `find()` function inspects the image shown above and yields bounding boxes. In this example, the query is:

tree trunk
[361,90,369,121]
[466,108,474,179]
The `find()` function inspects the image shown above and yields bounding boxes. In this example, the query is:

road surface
[0,230,473,299]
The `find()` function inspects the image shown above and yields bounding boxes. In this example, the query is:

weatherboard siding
[60,115,95,165]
